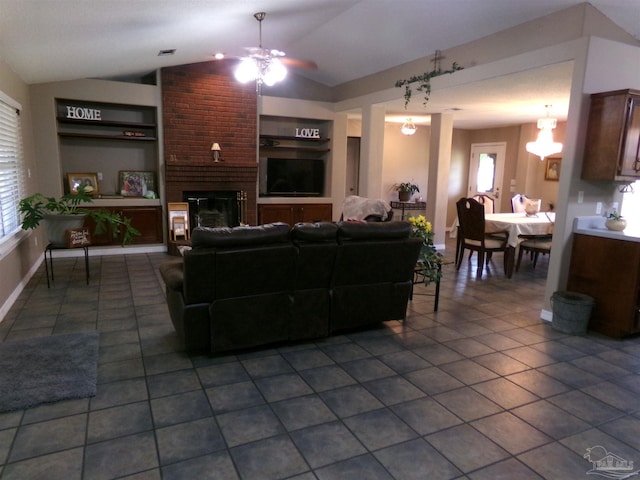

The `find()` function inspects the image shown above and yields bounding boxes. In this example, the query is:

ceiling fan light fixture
[526,105,563,160]
[234,12,288,92]
[401,118,417,136]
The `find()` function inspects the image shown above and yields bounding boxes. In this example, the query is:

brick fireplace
[162,60,259,225]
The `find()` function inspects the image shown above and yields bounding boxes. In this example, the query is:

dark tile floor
[1,244,640,479]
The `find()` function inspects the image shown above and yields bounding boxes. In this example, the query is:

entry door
[468,142,506,211]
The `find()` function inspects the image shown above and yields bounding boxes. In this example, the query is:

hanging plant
[395,59,463,108]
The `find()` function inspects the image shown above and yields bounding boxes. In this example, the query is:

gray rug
[0,332,99,412]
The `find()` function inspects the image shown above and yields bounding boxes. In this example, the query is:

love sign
[295,128,321,139]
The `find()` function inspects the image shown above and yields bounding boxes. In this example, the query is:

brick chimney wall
[162,60,259,224]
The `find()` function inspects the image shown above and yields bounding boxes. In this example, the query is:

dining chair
[455,197,509,279]
[471,194,494,214]
[516,235,552,271]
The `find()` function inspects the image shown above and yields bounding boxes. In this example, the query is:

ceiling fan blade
[281,57,318,70]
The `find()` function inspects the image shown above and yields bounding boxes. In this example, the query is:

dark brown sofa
[159,221,422,352]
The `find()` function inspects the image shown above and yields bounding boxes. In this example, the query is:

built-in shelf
[58,132,157,141]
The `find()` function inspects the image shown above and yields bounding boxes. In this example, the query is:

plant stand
[44,244,89,288]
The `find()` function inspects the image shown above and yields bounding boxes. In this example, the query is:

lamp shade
[211,143,221,151]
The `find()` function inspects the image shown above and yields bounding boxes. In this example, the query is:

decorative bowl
[605,218,627,231]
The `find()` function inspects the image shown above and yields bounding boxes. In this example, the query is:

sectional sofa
[159,221,422,352]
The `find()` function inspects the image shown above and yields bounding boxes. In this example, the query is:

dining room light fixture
[526,105,563,160]
[401,118,417,136]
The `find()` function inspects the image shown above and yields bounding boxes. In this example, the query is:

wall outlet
[97,172,103,181]
[578,191,584,204]
[596,202,602,214]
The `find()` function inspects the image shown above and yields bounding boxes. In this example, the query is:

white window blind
[0,95,23,239]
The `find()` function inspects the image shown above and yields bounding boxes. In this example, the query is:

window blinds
[0,96,23,238]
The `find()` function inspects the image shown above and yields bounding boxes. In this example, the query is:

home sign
[295,128,321,139]
[65,106,102,121]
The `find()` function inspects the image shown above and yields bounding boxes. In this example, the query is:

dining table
[484,211,555,278]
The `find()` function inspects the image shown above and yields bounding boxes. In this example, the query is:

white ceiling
[0,0,638,129]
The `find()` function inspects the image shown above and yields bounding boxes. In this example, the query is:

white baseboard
[541,309,553,322]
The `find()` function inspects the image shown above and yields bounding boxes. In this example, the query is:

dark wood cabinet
[582,89,640,181]
[258,203,333,226]
[84,205,163,245]
[567,233,640,338]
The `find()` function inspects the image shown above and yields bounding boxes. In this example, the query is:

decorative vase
[398,191,411,202]
[605,218,627,232]
[44,214,87,247]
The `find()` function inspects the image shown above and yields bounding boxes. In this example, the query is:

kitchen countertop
[573,216,640,242]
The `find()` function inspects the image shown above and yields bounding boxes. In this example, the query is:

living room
[1,2,640,479]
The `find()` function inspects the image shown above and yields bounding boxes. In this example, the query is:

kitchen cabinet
[258,203,333,226]
[567,233,640,338]
[582,89,640,181]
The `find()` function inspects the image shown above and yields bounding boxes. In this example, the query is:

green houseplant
[19,186,140,246]
[393,182,420,201]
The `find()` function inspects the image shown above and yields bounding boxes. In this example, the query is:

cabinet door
[619,96,640,177]
[567,234,640,337]
[118,207,163,244]
[258,205,294,225]
[298,204,332,223]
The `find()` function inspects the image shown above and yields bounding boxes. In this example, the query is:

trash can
[551,291,595,335]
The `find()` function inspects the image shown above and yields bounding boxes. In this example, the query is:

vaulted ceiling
[1,0,638,128]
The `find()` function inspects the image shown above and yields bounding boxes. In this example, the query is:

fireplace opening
[183,191,246,228]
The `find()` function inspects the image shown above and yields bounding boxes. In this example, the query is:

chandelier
[401,118,417,136]
[526,105,563,160]
[234,13,287,91]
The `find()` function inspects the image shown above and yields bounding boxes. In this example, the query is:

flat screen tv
[264,158,325,197]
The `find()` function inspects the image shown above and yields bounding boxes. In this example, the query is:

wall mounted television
[261,158,325,197]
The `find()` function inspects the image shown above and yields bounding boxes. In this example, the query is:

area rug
[0,332,99,412]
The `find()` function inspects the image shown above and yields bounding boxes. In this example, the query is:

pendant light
[526,105,563,160]
[401,118,417,136]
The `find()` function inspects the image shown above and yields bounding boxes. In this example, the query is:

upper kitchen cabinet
[582,89,640,181]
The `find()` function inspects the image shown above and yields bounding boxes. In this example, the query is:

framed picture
[545,156,561,181]
[68,172,99,195]
[168,202,190,240]
[119,171,155,197]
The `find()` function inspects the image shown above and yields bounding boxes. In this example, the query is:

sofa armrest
[159,259,184,292]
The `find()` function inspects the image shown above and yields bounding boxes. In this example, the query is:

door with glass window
[468,142,506,212]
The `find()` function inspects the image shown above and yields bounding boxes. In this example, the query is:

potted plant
[19,186,140,247]
[605,210,626,231]
[393,182,420,202]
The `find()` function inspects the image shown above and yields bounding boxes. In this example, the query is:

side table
[390,201,426,220]
[44,244,90,288]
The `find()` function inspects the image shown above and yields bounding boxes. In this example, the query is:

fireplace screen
[184,191,246,228]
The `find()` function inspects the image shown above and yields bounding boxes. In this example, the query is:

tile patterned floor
[1,245,640,479]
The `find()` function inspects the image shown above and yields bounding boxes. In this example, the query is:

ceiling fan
[226,12,317,91]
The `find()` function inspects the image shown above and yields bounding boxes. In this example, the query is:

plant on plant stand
[393,182,420,202]
[19,185,140,246]
[408,215,442,286]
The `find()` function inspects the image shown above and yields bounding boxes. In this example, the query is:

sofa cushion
[291,221,338,243]
[336,220,412,241]
[191,222,290,248]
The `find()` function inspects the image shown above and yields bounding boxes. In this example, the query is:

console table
[44,244,90,288]
[390,201,426,220]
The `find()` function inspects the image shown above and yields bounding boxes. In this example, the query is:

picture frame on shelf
[119,171,156,197]
[68,172,99,195]
[544,156,561,181]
